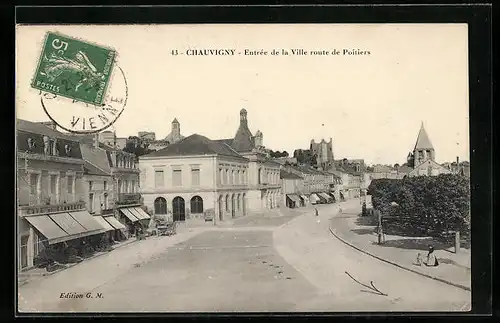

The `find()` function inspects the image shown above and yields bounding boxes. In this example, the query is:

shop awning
[130,207,151,220]
[119,208,140,222]
[286,194,301,204]
[49,212,87,235]
[24,212,106,245]
[24,215,68,245]
[69,211,107,233]
[309,193,320,202]
[93,216,115,232]
[300,195,309,201]
[319,192,332,200]
[104,216,126,230]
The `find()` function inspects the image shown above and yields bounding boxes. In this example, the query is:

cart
[157,221,176,236]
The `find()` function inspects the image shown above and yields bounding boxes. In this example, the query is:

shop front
[118,206,151,237]
[21,209,109,270]
[285,194,301,208]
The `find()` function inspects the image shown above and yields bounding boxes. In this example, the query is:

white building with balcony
[16,119,110,271]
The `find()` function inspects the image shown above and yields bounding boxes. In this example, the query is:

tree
[394,163,400,169]
[282,151,289,157]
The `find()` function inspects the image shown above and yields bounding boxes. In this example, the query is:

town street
[18,200,470,312]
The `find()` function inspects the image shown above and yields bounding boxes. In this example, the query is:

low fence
[381,215,470,248]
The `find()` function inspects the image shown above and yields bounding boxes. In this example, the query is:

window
[131,180,136,193]
[233,170,237,184]
[117,180,122,194]
[228,169,233,185]
[103,193,108,209]
[154,197,167,214]
[103,181,107,190]
[88,193,94,213]
[190,196,203,213]
[258,169,262,184]
[154,170,164,188]
[67,175,73,194]
[225,195,230,211]
[219,169,224,184]
[173,169,182,186]
[29,173,39,195]
[50,175,57,195]
[89,181,93,191]
[191,168,200,186]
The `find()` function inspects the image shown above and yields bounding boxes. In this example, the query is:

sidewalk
[18,228,208,312]
[329,209,471,291]
[18,238,139,286]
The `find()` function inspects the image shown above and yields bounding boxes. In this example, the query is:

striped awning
[129,207,151,220]
[24,210,106,245]
[286,194,301,204]
[119,208,140,222]
[309,194,320,202]
[104,216,126,230]
[319,192,332,200]
[93,216,115,232]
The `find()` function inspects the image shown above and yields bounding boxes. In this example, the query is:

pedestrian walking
[425,245,439,267]
[315,208,319,216]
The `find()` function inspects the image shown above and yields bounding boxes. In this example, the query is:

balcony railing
[116,193,141,205]
[19,201,86,216]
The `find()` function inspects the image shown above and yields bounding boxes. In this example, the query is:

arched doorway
[218,195,224,221]
[172,196,185,222]
[154,197,167,214]
[231,194,236,218]
[237,193,241,215]
[190,196,203,214]
[242,193,246,216]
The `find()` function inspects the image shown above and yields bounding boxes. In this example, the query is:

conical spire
[414,122,434,150]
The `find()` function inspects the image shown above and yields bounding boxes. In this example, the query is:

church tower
[164,117,184,144]
[412,122,435,168]
[172,118,180,138]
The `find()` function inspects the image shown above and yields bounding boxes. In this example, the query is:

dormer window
[64,144,72,156]
[27,138,36,151]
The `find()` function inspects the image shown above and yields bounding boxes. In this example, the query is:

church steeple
[232,108,254,152]
[412,122,435,168]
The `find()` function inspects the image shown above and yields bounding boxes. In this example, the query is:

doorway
[172,196,185,222]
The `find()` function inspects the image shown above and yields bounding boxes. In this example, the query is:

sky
[16,24,469,165]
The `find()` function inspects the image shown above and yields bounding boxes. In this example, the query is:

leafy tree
[394,163,400,169]
[282,151,289,157]
[368,174,470,238]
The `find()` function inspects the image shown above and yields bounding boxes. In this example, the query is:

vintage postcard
[16,24,471,313]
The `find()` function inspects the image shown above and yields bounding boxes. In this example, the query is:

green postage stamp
[31,32,116,105]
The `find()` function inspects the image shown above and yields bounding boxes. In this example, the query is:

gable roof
[17,119,77,141]
[414,123,434,150]
[142,134,247,160]
[409,159,449,175]
[80,143,112,173]
[231,123,255,152]
[84,160,111,176]
[280,170,303,180]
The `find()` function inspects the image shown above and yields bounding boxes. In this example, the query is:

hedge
[367,174,470,237]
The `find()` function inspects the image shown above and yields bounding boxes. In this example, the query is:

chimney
[456,156,459,165]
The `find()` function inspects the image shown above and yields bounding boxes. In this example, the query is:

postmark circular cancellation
[31,32,127,134]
